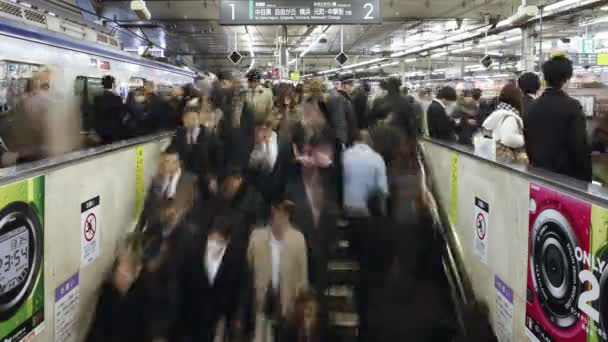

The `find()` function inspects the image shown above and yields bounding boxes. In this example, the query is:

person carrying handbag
[482,84,528,164]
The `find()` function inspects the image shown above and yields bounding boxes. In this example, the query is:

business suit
[93,90,129,143]
[135,171,198,236]
[522,93,535,117]
[524,88,592,182]
[180,233,253,342]
[285,167,340,294]
[172,126,223,198]
[247,226,308,342]
[427,100,456,141]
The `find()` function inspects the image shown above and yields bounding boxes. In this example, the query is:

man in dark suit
[135,145,198,237]
[518,72,541,116]
[172,106,223,200]
[94,75,130,143]
[427,86,458,141]
[525,55,592,182]
[179,214,253,342]
[284,125,340,295]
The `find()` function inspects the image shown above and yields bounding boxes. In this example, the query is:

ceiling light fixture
[404,58,416,63]
[580,16,608,26]
[317,57,387,75]
[246,26,256,72]
[430,51,449,58]
[452,46,473,53]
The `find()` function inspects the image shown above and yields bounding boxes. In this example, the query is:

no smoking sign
[474,197,489,264]
[81,196,101,267]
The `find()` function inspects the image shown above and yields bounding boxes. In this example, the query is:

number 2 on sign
[364,3,374,19]
[579,270,600,323]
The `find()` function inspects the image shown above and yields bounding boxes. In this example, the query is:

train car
[0,0,194,153]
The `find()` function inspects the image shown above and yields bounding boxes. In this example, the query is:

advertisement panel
[0,176,45,342]
[526,182,608,341]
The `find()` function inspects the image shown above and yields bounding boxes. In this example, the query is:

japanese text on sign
[220,0,382,25]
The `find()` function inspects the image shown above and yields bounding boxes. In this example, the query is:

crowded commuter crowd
[84,66,499,342]
[426,54,593,183]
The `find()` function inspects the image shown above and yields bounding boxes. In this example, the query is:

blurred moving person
[452,97,479,146]
[86,233,146,342]
[427,86,458,141]
[246,69,274,119]
[525,55,592,182]
[351,80,371,130]
[281,291,326,342]
[141,81,172,133]
[482,83,527,163]
[286,123,339,295]
[370,78,417,137]
[326,79,358,146]
[248,199,308,342]
[518,72,541,116]
[342,130,388,217]
[180,215,253,342]
[273,85,302,142]
[135,145,197,237]
[94,75,130,143]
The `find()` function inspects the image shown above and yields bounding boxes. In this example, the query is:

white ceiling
[81,0,608,72]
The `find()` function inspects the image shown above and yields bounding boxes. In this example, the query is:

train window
[0,61,41,114]
[129,77,146,92]
[74,76,103,131]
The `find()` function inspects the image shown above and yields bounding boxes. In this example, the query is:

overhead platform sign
[219,0,382,25]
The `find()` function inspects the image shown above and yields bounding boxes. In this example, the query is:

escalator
[322,142,485,341]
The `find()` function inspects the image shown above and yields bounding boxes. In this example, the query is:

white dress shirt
[205,240,227,285]
[160,169,181,199]
[187,127,201,145]
[269,231,283,291]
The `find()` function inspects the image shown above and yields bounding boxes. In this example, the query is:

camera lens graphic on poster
[526,182,608,342]
[0,176,45,342]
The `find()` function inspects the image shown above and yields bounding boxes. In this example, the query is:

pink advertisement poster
[526,183,608,342]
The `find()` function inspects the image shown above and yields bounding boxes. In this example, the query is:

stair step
[326,285,354,298]
[330,312,359,327]
[328,260,359,272]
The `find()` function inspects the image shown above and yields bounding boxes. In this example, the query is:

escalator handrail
[416,141,477,327]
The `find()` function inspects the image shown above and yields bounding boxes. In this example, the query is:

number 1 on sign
[230,3,235,20]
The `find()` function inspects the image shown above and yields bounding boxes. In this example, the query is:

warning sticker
[474,197,489,264]
[81,196,100,267]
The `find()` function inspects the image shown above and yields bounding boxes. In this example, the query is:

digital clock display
[0,226,29,296]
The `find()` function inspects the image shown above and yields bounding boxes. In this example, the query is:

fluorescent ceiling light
[381,61,399,67]
[404,58,416,63]
[452,46,473,53]
[431,51,449,59]
[247,26,255,58]
[580,16,608,26]
[355,68,366,72]
[544,0,579,12]
[505,36,522,43]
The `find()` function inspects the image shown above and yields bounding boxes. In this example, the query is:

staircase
[326,221,359,342]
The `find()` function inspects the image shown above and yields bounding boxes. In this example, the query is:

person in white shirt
[342,130,388,217]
